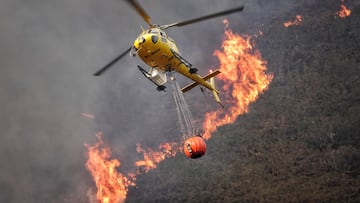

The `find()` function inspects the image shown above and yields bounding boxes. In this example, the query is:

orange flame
[283,15,303,27]
[85,134,179,202]
[337,0,351,18]
[85,132,135,203]
[202,20,273,139]
[135,142,179,172]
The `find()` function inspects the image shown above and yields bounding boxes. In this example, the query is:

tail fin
[210,76,224,108]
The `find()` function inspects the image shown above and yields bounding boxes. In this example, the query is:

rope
[170,78,195,140]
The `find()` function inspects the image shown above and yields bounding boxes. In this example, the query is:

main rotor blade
[126,0,152,27]
[93,47,131,76]
[160,6,244,30]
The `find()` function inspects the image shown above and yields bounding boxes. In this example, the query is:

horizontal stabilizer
[181,69,221,93]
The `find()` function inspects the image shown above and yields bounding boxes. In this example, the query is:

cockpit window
[151,35,158,44]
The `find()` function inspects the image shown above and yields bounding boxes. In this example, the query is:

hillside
[126,1,360,202]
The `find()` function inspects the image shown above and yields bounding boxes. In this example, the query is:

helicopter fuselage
[133,28,179,72]
[93,2,244,109]
[132,27,222,96]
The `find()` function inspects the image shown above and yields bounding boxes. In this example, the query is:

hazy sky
[0,0,298,202]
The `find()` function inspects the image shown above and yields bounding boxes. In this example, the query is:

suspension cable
[170,77,195,140]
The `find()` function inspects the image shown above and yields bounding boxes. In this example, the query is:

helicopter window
[159,31,166,37]
[151,35,158,44]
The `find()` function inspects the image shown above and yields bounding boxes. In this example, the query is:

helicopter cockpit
[133,28,169,52]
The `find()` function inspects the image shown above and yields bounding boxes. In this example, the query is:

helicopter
[93,0,244,108]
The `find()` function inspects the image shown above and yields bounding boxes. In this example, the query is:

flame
[135,142,179,172]
[337,0,351,18]
[86,134,179,202]
[85,132,135,203]
[202,19,273,139]
[283,15,303,27]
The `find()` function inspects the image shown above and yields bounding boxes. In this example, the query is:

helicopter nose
[133,39,141,50]
[133,43,139,51]
[134,36,146,49]
[134,34,155,53]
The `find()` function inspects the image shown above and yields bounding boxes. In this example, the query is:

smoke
[0,0,299,202]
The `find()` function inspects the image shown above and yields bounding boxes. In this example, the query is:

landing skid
[170,49,198,74]
[137,65,166,92]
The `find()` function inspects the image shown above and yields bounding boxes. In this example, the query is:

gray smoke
[0,0,297,202]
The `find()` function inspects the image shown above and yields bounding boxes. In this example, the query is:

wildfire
[85,20,274,202]
[85,134,179,202]
[337,0,351,18]
[202,20,273,139]
[283,15,303,27]
[85,132,135,203]
[135,142,179,172]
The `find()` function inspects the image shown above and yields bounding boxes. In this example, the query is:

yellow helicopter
[93,0,244,108]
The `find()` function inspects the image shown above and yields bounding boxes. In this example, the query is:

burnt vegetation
[126,1,360,202]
